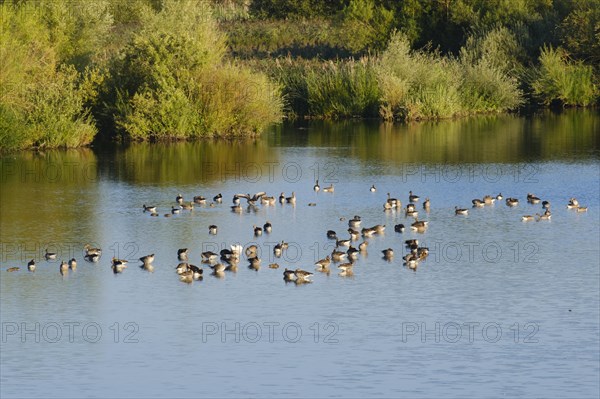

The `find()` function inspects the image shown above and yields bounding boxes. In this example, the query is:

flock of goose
[6,183,588,283]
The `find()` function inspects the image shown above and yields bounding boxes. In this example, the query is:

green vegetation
[0,0,598,151]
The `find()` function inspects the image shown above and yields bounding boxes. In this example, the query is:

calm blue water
[1,112,599,398]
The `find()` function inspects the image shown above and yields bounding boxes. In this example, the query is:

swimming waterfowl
[383,202,394,211]
[188,264,203,279]
[111,259,127,274]
[176,194,183,204]
[213,193,223,203]
[409,191,420,202]
[171,206,181,214]
[231,203,243,213]
[245,245,258,257]
[176,262,189,274]
[181,202,194,210]
[387,193,400,208]
[84,244,102,257]
[347,246,359,259]
[314,180,320,191]
[263,221,272,233]
[349,216,362,228]
[273,241,285,257]
[193,196,206,204]
[567,198,579,208]
[210,263,226,273]
[85,252,100,262]
[294,269,313,281]
[361,227,376,237]
[576,206,588,212]
[405,207,418,218]
[382,248,394,259]
[68,258,77,270]
[315,256,331,271]
[27,259,36,272]
[331,250,348,262]
[164,213,171,217]
[139,254,154,265]
[348,228,360,240]
[279,192,286,203]
[506,198,519,207]
[60,260,69,274]
[410,219,429,231]
[308,202,316,206]
[472,199,485,207]
[394,224,405,233]
[239,192,267,205]
[323,184,334,193]
[45,249,57,261]
[542,200,550,209]
[201,251,219,263]
[358,241,368,251]
[261,196,276,205]
[225,262,239,272]
[150,212,159,217]
[403,249,418,262]
[405,258,419,270]
[230,244,243,256]
[417,247,429,260]
[337,263,353,272]
[536,213,551,221]
[483,195,495,205]
[370,185,376,192]
[496,193,503,200]
[372,224,386,234]
[179,269,193,283]
[423,198,430,211]
[209,225,218,235]
[7,267,19,272]
[248,256,261,270]
[285,192,296,204]
[143,204,156,213]
[521,215,535,222]
[336,238,351,247]
[253,225,263,236]
[283,268,296,281]
[455,206,469,215]
[177,248,189,261]
[527,193,540,204]
[327,230,337,239]
[232,195,241,205]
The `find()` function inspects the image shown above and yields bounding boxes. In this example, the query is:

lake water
[1,110,599,398]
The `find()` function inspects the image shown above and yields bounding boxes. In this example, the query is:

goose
[253,225,263,236]
[361,227,376,237]
[405,208,418,218]
[576,206,588,212]
[405,239,419,249]
[139,254,154,265]
[423,198,430,210]
[209,225,218,235]
[348,216,362,228]
[201,251,219,263]
[383,202,394,211]
[327,230,337,239]
[248,257,261,270]
[261,196,276,205]
[176,194,183,204]
[358,241,368,251]
[410,219,428,231]
[176,262,189,274]
[536,213,551,221]
[279,192,286,203]
[347,246,359,259]
[193,196,206,204]
[521,215,535,222]
[263,221,272,233]
[84,244,102,257]
[111,259,127,274]
[472,199,485,207]
[403,249,418,262]
[27,259,36,272]
[315,256,331,271]
[283,268,296,281]
[406,203,416,212]
[68,258,77,271]
[232,195,241,205]
[230,244,243,256]
[386,193,400,208]
[213,193,223,203]
[455,206,468,215]
[506,198,519,207]
[210,263,226,273]
[372,224,386,234]
[285,192,296,204]
[406,258,419,270]
[143,204,156,213]
[370,185,376,192]
[567,198,579,208]
[337,263,353,272]
[336,238,351,247]
[225,263,239,272]
[245,245,258,257]
[323,184,334,193]
[181,202,194,210]
[294,269,313,281]
[171,206,181,214]
[496,193,503,200]
[60,261,69,274]
[150,212,159,217]
[238,192,266,205]
[331,250,347,262]
[382,248,394,259]
[394,224,405,233]
[188,264,203,279]
[231,204,243,213]
[179,270,193,283]
[527,193,540,204]
[85,252,100,262]
[409,191,420,202]
[177,248,189,261]
[273,242,285,257]
[417,247,429,259]
[542,200,550,209]
[348,228,360,240]
[483,195,495,205]
[45,249,57,261]
[7,267,19,272]
[314,180,320,192]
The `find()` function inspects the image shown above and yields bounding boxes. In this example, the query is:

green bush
[531,46,598,106]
